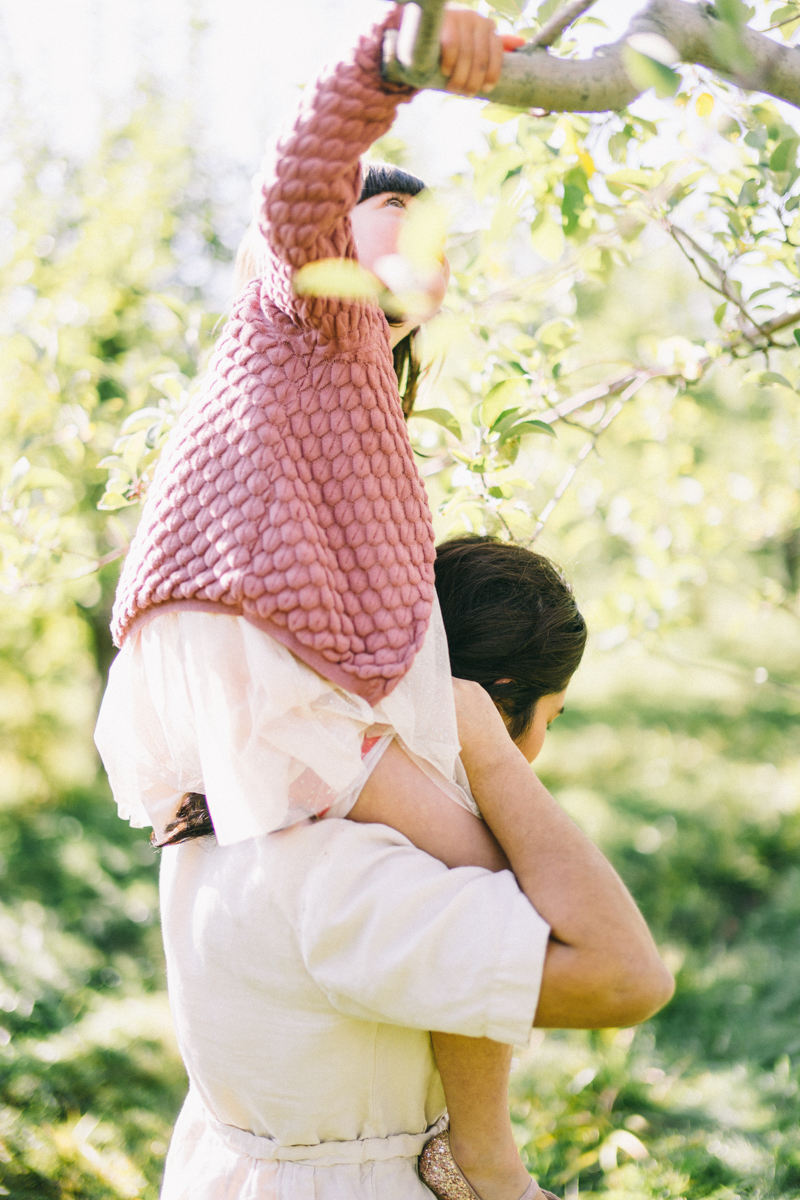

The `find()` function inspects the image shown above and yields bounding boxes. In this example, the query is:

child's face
[350,191,450,335]
[514,690,567,764]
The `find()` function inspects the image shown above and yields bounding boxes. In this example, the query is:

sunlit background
[1,2,800,1197]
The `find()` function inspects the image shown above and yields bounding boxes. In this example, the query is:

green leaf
[16,466,72,491]
[293,258,380,300]
[411,408,462,439]
[736,179,760,207]
[120,429,148,475]
[605,168,661,197]
[481,379,527,427]
[154,375,186,402]
[481,104,528,125]
[120,406,166,434]
[742,369,794,388]
[667,168,707,210]
[770,138,799,173]
[770,4,800,22]
[535,0,561,23]
[794,328,800,347]
[487,0,525,17]
[715,0,753,25]
[621,45,681,99]
[490,406,524,432]
[536,318,576,349]
[498,418,556,443]
[529,212,565,263]
[97,491,133,510]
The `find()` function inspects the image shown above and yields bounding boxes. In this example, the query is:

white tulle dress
[95,594,478,848]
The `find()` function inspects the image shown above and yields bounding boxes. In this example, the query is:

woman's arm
[451,679,675,1028]
[350,685,674,1030]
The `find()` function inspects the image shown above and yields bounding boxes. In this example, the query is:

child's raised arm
[257,7,510,337]
[258,10,414,335]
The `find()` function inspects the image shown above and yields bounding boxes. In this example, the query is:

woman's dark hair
[434,535,587,742]
[359,162,426,417]
[155,535,586,847]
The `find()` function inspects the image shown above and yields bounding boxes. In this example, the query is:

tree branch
[538,370,643,424]
[384,0,800,114]
[666,222,768,339]
[528,0,600,50]
[527,372,654,541]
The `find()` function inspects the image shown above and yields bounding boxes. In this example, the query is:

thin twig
[3,545,129,593]
[759,305,800,336]
[538,372,641,424]
[759,13,800,33]
[654,646,800,698]
[667,219,800,344]
[527,373,652,542]
[667,223,768,343]
[528,0,600,49]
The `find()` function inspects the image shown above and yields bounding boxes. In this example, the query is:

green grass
[1,639,798,1199]
[512,647,800,1199]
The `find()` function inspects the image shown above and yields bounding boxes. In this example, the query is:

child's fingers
[451,18,491,95]
[442,13,478,94]
[483,27,505,92]
[439,13,461,81]
[442,10,501,97]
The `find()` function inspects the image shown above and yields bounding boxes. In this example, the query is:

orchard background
[1,0,799,1196]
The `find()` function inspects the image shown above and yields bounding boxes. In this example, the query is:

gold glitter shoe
[418,1129,554,1200]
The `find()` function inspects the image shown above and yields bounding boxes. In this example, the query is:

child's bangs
[359,162,426,204]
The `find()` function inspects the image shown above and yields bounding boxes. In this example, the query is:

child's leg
[430,1032,536,1200]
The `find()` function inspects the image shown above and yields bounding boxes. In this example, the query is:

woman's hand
[451,678,521,783]
[439,8,520,97]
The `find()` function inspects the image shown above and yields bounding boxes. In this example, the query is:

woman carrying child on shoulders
[96,8,674,1199]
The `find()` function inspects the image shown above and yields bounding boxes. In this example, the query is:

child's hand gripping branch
[437,7,525,97]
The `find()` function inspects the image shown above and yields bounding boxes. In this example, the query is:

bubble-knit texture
[111,16,436,704]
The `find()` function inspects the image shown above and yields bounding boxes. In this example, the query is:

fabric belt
[204,1102,448,1167]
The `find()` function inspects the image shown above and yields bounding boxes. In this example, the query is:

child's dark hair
[359,162,426,417]
[359,162,425,205]
[156,534,586,847]
[434,535,587,742]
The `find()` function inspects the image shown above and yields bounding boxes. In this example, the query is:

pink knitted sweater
[111,17,437,705]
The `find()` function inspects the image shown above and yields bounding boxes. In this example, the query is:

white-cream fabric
[159,819,551,1200]
[95,596,477,846]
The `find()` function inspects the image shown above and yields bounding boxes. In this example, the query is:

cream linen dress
[158,818,550,1200]
[95,602,551,1198]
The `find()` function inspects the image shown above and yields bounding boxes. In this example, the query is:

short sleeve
[298,822,550,1045]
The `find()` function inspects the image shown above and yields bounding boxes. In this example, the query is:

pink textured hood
[110,17,437,705]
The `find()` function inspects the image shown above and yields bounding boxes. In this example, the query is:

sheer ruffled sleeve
[95,599,475,847]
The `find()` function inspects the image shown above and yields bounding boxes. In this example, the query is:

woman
[95,11,673,1198]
